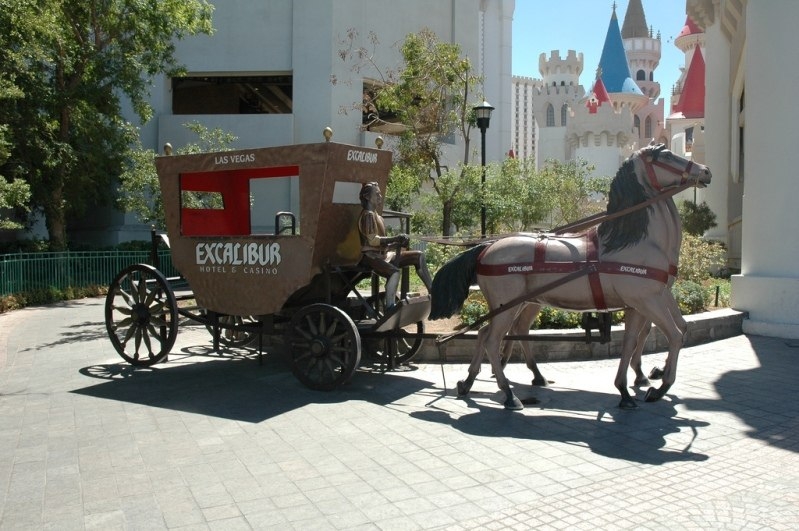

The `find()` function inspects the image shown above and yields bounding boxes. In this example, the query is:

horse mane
[597,157,650,253]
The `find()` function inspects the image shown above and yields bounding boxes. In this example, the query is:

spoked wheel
[368,321,425,365]
[204,314,260,348]
[105,264,178,366]
[288,304,361,391]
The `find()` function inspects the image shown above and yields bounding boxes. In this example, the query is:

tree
[118,122,237,229]
[537,159,609,227]
[0,0,213,249]
[339,28,483,236]
[483,157,549,233]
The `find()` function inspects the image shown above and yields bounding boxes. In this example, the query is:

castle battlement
[538,50,583,86]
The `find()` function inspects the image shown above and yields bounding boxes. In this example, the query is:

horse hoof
[618,396,638,409]
[531,377,550,387]
[645,387,660,402]
[505,395,524,410]
[456,381,470,396]
[648,367,664,380]
[634,376,651,387]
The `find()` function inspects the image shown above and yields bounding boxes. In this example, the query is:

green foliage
[678,233,726,283]
[0,178,31,230]
[0,125,32,229]
[483,157,549,233]
[672,280,706,315]
[117,122,237,229]
[0,0,214,249]
[0,284,106,314]
[424,242,465,274]
[679,200,717,236]
[385,166,421,212]
[537,159,609,226]
[457,289,623,329]
[459,291,488,327]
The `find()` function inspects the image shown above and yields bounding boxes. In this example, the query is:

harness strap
[585,230,607,311]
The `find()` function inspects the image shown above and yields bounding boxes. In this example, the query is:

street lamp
[474,100,494,238]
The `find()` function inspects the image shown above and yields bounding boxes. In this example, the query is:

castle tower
[621,0,666,145]
[668,45,706,156]
[532,50,585,167]
[598,5,649,114]
[671,16,705,112]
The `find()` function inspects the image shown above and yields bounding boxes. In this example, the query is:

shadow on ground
[72,345,434,423]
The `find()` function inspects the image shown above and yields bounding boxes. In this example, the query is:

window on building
[546,104,555,127]
[172,75,293,114]
[636,69,646,81]
[645,116,652,139]
[561,104,568,126]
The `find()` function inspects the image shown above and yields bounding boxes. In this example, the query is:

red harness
[475,229,677,311]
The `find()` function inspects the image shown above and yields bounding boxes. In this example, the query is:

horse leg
[482,310,524,410]
[642,292,687,402]
[457,326,486,396]
[628,312,652,386]
[508,303,548,386]
[616,310,649,409]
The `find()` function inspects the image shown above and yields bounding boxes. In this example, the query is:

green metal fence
[0,250,179,296]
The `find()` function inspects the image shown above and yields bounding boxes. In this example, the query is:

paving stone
[0,298,797,529]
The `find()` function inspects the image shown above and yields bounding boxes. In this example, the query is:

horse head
[635,144,712,192]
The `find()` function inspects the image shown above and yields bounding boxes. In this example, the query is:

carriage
[104,137,430,390]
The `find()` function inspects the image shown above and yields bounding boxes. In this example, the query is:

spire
[671,46,705,119]
[598,6,644,96]
[621,0,649,39]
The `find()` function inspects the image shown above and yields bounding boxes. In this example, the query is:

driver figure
[358,182,432,309]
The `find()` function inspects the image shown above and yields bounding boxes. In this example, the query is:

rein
[551,180,694,235]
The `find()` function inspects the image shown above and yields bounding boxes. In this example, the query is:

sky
[512,0,690,115]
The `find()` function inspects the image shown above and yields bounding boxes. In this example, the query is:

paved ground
[1,297,797,530]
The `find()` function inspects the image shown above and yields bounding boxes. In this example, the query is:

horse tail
[429,243,490,319]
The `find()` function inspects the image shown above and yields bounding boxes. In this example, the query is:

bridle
[643,144,700,191]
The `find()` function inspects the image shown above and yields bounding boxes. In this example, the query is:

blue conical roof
[598,8,644,96]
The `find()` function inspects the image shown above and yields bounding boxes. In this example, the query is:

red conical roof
[678,16,703,38]
[672,46,705,119]
[586,76,612,114]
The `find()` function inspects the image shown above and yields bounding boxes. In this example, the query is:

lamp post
[474,100,494,238]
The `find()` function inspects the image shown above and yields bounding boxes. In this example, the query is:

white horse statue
[430,144,712,409]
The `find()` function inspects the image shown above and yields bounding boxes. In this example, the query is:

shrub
[459,291,488,327]
[679,200,718,236]
[679,234,726,283]
[672,280,706,314]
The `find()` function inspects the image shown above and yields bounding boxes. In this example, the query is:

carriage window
[249,175,300,234]
[180,165,300,236]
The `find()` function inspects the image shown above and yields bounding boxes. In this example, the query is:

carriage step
[372,296,431,332]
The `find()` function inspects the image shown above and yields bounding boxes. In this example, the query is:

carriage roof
[154,141,392,316]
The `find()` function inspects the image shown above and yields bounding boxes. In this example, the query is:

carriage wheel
[288,304,361,391]
[204,314,260,348]
[105,264,178,366]
[369,321,425,365]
